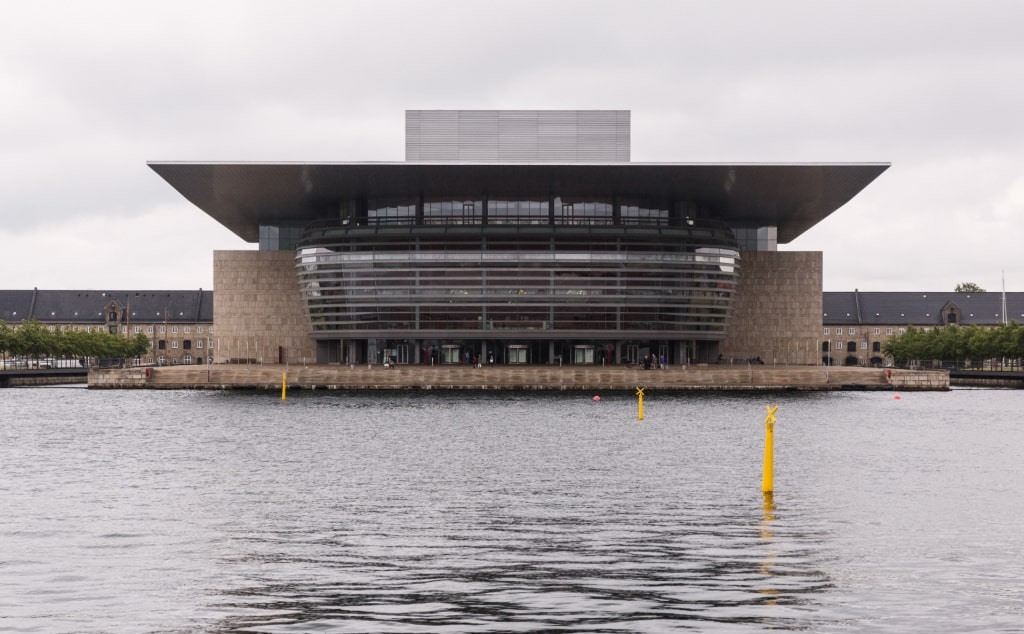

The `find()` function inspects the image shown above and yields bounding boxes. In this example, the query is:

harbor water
[1,387,1022,632]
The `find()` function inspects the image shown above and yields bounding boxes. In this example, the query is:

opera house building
[150,110,887,366]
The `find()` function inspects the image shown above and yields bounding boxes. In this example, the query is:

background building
[0,289,213,366]
[822,290,1024,366]
[151,110,887,366]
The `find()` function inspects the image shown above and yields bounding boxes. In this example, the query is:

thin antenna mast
[1002,270,1008,326]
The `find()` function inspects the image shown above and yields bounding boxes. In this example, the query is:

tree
[13,320,55,363]
[0,321,12,364]
[955,282,985,293]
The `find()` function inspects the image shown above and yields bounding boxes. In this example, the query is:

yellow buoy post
[636,386,645,421]
[762,404,778,493]
[281,372,287,401]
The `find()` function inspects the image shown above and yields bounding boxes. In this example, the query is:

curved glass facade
[296,204,739,364]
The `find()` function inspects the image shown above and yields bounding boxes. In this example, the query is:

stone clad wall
[213,251,315,364]
[721,251,822,365]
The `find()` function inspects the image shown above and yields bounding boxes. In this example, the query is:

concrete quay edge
[88,364,950,392]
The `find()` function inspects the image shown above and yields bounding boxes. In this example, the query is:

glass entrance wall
[297,197,740,364]
[298,224,738,337]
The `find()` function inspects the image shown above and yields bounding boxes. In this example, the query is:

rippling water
[2,386,1023,632]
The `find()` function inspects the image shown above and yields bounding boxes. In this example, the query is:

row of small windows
[824,327,904,336]
[156,339,210,350]
[41,324,213,334]
[823,341,885,353]
[365,198,675,226]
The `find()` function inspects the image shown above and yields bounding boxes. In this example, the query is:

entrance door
[396,344,410,364]
[625,344,639,364]
[573,345,594,364]
[507,345,527,364]
[441,345,461,364]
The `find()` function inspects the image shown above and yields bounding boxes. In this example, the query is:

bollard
[281,372,287,401]
[636,386,645,421]
[763,404,778,493]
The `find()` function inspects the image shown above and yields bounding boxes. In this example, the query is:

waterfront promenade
[89,363,948,391]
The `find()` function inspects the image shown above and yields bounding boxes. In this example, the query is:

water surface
[1,387,1022,632]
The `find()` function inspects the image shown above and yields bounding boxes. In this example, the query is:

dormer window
[940,301,962,326]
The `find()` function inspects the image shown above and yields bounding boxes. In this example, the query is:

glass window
[184,326,191,334]
[823,327,830,335]
[886,328,893,335]
[424,200,482,225]
[556,198,612,225]
[620,200,669,226]
[848,327,856,335]
[487,199,548,225]
[368,199,417,225]
[171,340,179,349]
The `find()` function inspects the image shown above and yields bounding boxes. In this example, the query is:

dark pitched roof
[0,290,213,324]
[0,290,34,323]
[824,291,1024,326]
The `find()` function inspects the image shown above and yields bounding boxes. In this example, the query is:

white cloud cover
[1,0,1021,291]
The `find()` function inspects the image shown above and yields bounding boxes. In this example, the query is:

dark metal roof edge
[148,160,892,168]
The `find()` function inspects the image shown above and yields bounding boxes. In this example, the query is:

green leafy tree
[0,321,12,364]
[127,333,151,358]
[13,320,56,363]
[955,282,985,292]
[885,321,1023,368]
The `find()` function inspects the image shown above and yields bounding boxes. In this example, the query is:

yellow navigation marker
[636,387,645,421]
[762,404,778,493]
[281,372,287,401]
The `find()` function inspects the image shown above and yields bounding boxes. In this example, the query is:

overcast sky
[2,0,1021,292]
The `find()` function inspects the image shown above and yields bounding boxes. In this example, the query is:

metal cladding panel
[406,110,630,162]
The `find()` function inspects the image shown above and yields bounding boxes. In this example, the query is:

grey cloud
[1,0,1023,289]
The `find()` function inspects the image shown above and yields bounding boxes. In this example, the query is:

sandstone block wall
[721,251,822,365]
[213,251,315,364]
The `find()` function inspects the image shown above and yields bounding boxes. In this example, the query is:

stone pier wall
[87,363,942,391]
[889,369,950,390]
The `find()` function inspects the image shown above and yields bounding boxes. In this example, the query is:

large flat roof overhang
[148,162,888,244]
